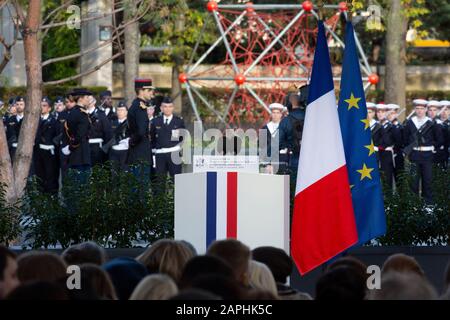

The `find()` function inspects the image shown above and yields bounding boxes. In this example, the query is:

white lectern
[174,172,290,254]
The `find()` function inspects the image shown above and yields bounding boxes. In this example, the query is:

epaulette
[140,101,148,110]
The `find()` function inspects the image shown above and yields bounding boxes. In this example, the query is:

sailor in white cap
[430,100,449,168]
[260,103,286,174]
[403,98,444,203]
[438,100,450,167]
[386,104,400,125]
[385,104,405,177]
[374,103,396,188]
[426,100,441,121]
[439,100,450,124]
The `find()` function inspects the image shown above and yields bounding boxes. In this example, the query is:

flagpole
[317,0,324,20]
[347,0,353,22]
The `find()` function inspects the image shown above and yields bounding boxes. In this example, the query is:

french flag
[291,21,358,275]
[205,171,238,247]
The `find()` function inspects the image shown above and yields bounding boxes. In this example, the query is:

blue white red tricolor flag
[291,21,358,275]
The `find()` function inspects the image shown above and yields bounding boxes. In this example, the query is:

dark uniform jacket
[150,115,185,150]
[278,108,305,155]
[88,108,113,143]
[5,114,23,147]
[126,98,152,165]
[63,105,91,166]
[433,119,449,163]
[111,118,129,144]
[35,115,58,146]
[403,117,443,162]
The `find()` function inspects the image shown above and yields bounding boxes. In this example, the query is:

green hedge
[0,161,448,248]
[13,162,173,248]
[0,86,108,101]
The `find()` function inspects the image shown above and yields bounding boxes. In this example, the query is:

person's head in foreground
[136,239,195,283]
[382,253,425,278]
[367,272,437,300]
[62,241,107,266]
[17,251,67,284]
[130,274,178,300]
[0,246,19,299]
[179,255,233,289]
[315,266,367,300]
[207,239,251,287]
[103,257,147,300]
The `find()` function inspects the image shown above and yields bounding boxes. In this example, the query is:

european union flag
[338,21,386,245]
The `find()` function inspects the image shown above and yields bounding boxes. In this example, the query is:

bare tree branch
[40,6,125,30]
[42,0,74,24]
[44,51,122,86]
[41,28,125,67]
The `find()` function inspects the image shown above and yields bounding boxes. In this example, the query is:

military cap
[41,96,52,104]
[69,88,92,96]
[161,96,173,104]
[439,100,450,107]
[116,100,127,108]
[54,96,64,104]
[134,79,155,90]
[386,103,400,110]
[376,103,388,110]
[100,90,112,98]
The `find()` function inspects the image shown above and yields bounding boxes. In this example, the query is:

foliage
[19,162,174,249]
[0,86,107,101]
[142,0,217,67]
[41,0,81,83]
[0,183,21,245]
[375,163,449,246]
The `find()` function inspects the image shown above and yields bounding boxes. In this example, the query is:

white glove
[61,145,71,156]
[118,138,129,148]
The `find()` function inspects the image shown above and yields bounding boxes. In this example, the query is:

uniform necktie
[165,118,169,125]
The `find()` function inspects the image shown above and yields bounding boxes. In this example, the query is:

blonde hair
[129,274,178,300]
[248,260,278,298]
[136,240,195,282]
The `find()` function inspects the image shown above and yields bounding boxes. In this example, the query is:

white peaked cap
[427,100,441,108]
[413,99,428,106]
[386,103,400,110]
[366,102,376,109]
[269,103,285,110]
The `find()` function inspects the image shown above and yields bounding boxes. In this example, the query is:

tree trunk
[12,0,42,200]
[384,0,407,109]
[172,64,183,115]
[0,122,15,203]
[124,0,139,104]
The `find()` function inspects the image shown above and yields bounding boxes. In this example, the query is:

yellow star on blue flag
[337,21,386,245]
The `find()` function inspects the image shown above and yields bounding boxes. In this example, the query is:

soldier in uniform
[427,100,448,168]
[6,96,25,163]
[99,90,117,123]
[150,96,185,182]
[86,95,112,166]
[53,96,66,121]
[105,101,129,171]
[33,97,59,193]
[260,103,286,174]
[56,94,77,182]
[375,103,397,189]
[126,79,155,180]
[403,99,443,204]
[278,84,308,180]
[61,88,92,177]
[386,103,405,182]
[439,100,450,167]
